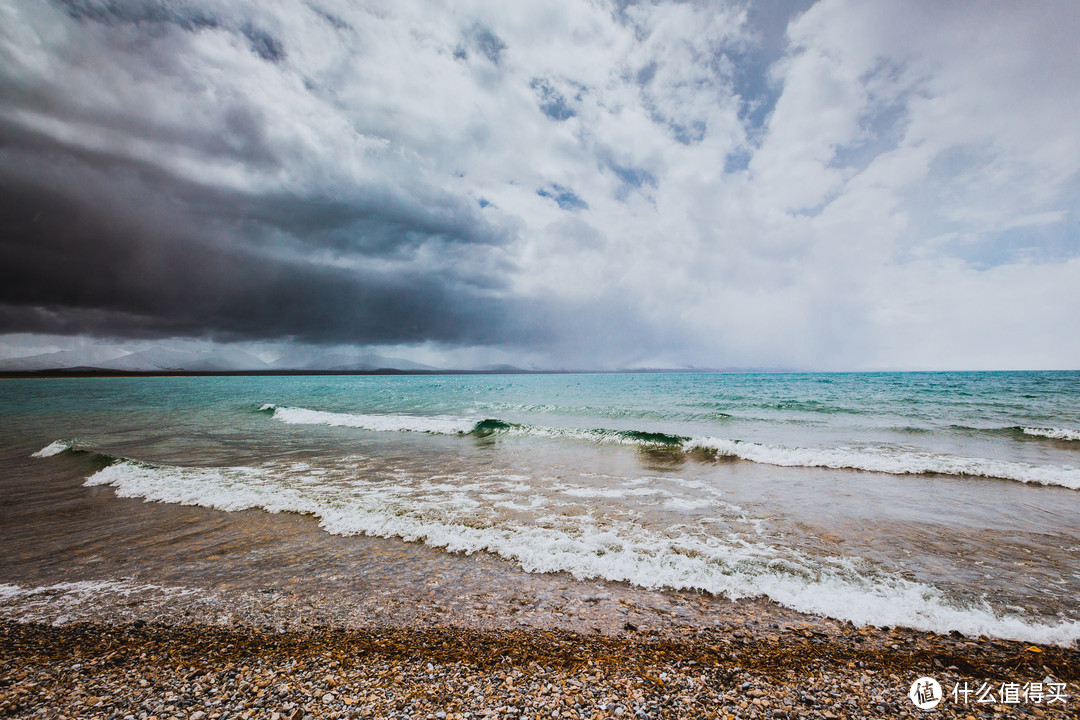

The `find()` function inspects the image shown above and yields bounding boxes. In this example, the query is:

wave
[472,401,734,424]
[1021,427,1080,442]
[489,423,689,447]
[911,424,1080,444]
[258,406,1080,490]
[261,404,689,446]
[30,440,118,465]
[30,444,1080,646]
[31,440,75,457]
[261,404,478,434]
[688,437,1080,490]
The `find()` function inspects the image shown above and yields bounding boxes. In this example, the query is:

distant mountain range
[0,347,442,373]
[0,348,738,375]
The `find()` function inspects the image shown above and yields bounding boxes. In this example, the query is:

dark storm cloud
[0,0,565,351]
[0,57,281,176]
[0,118,535,346]
[0,0,704,367]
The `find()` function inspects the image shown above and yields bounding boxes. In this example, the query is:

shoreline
[3,614,1076,719]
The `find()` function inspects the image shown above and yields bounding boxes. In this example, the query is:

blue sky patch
[537,184,588,211]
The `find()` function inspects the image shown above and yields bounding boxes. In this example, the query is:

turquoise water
[2,371,1079,643]
[8,370,1080,458]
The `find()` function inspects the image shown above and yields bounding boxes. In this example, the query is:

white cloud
[1,0,1078,369]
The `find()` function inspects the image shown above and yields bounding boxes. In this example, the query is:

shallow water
[1,372,1078,644]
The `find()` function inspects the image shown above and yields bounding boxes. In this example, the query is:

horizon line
[2,367,1078,379]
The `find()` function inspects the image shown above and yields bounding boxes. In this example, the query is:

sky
[1,0,1078,371]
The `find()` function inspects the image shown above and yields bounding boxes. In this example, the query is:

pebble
[1,609,1077,719]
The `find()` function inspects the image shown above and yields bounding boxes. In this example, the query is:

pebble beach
[5,0,1080,713]
[2,580,1077,720]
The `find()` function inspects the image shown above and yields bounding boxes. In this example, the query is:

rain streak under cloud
[0,0,1078,370]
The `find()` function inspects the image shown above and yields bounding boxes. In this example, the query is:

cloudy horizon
[2,0,1079,372]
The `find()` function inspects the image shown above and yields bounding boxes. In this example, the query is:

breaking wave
[30,442,1080,646]
[31,440,75,457]
[260,404,477,434]
[257,406,1080,490]
[261,404,688,446]
[1022,427,1080,442]
[689,437,1080,490]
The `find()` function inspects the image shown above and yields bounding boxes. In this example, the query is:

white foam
[84,461,313,514]
[261,404,682,446]
[1024,427,1080,442]
[31,440,72,457]
[0,579,188,599]
[689,437,1080,490]
[0,580,198,625]
[266,405,477,435]
[504,425,667,446]
[260,405,1080,489]
[558,486,665,499]
[81,456,1080,646]
[0,583,27,601]
[663,497,713,511]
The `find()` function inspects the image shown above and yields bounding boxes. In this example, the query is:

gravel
[2,615,1075,719]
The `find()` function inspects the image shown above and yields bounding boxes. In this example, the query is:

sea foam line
[33,445,1080,646]
[258,406,1080,490]
[0,580,193,603]
[688,437,1080,490]
[262,405,689,447]
[1022,427,1080,442]
[0,580,204,626]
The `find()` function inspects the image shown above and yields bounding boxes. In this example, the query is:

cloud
[0,0,1078,369]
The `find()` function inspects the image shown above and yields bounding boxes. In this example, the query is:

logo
[909,676,942,710]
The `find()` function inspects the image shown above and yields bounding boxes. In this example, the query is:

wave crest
[31,440,73,457]
[1022,427,1080,442]
[263,404,478,435]
[259,404,1080,490]
[688,437,1080,490]
[45,447,1080,646]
